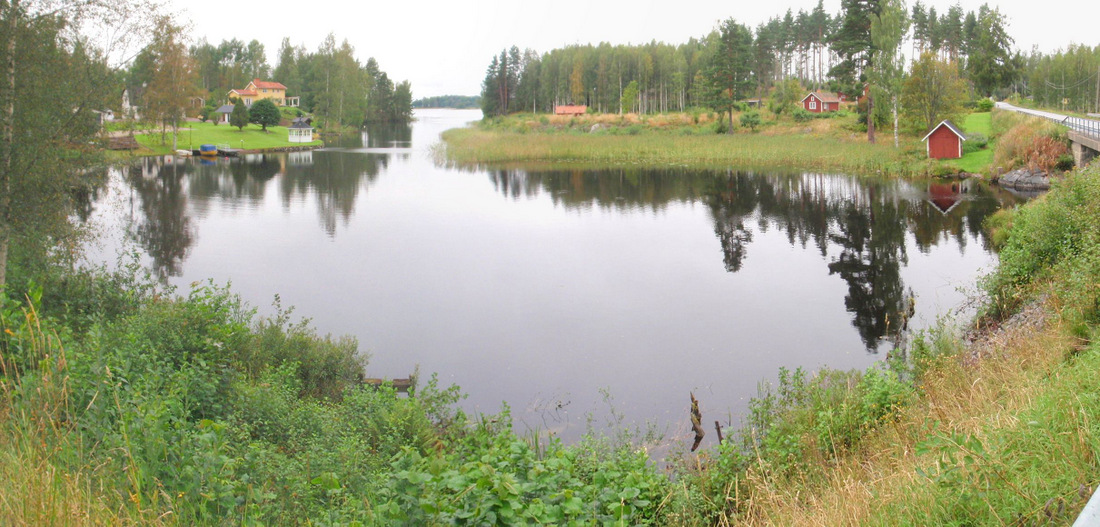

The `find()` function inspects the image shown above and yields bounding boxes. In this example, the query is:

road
[995,101,1100,138]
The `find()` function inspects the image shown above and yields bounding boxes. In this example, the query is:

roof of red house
[801,91,842,104]
[921,120,967,142]
[229,89,257,97]
[250,79,287,90]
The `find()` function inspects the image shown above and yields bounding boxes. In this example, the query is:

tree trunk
[867,93,876,144]
[0,0,18,290]
[892,95,899,149]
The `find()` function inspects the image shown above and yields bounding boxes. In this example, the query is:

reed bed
[442,127,915,176]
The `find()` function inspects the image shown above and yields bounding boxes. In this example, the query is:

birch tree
[0,0,148,290]
[870,0,909,147]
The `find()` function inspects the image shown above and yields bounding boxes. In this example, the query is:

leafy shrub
[792,108,813,122]
[740,111,761,131]
[984,165,1100,319]
[976,98,994,112]
[963,133,988,154]
[243,301,365,401]
[1056,153,1075,172]
[375,409,671,525]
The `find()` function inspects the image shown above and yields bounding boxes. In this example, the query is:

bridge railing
[1063,116,1100,139]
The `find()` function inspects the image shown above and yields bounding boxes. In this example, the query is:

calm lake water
[84,108,1022,450]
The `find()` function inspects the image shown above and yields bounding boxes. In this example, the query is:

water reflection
[125,158,195,280]
[485,168,1021,351]
[84,109,1025,446]
[121,123,417,276]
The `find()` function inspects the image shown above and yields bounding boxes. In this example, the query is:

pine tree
[706,19,755,133]
[230,101,249,130]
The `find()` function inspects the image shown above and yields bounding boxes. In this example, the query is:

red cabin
[800,92,841,113]
[922,120,967,160]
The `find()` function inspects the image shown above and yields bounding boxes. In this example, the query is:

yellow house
[227,79,300,107]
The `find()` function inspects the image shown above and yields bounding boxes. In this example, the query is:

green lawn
[947,112,994,173]
[961,111,992,135]
[135,121,321,154]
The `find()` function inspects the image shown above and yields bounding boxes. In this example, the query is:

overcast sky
[164,0,1098,98]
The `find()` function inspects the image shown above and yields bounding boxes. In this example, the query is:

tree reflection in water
[126,158,195,280]
[119,121,414,277]
[488,168,1021,352]
[117,155,1017,350]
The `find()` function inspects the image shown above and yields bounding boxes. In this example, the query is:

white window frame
[809,99,817,110]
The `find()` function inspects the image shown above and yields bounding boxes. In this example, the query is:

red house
[922,120,967,160]
[800,92,841,113]
[554,105,587,116]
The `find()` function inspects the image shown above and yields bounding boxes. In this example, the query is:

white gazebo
[288,120,313,143]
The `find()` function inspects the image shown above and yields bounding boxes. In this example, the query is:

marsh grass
[442,127,915,176]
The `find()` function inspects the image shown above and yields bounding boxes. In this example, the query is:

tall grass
[441,127,915,176]
[991,110,1070,173]
[0,301,134,525]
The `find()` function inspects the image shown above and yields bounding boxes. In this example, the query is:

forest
[126,30,413,131]
[480,0,1099,122]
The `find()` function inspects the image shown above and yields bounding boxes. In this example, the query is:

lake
[83,108,1022,452]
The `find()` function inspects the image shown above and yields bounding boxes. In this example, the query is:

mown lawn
[962,111,992,135]
[135,121,321,154]
[948,112,994,173]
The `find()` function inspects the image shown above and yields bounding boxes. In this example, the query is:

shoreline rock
[994,168,1051,191]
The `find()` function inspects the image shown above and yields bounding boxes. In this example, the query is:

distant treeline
[479,0,1096,117]
[1024,45,1100,114]
[412,95,481,109]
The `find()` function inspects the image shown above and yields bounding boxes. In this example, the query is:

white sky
[164,0,1098,98]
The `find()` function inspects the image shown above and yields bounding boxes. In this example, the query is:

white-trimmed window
[809,99,817,110]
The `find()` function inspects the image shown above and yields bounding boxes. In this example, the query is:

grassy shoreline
[440,111,1010,178]
[129,120,323,156]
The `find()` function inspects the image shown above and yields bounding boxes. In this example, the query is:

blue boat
[198,144,218,156]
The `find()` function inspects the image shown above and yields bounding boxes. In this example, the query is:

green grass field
[135,120,322,154]
[947,112,994,174]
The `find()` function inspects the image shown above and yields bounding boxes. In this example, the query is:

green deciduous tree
[143,16,199,150]
[869,0,909,147]
[901,51,967,133]
[0,0,144,290]
[620,80,639,113]
[248,98,279,131]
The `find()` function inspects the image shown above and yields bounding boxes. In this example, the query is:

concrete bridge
[995,102,1100,167]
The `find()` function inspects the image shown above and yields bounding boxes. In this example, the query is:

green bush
[792,108,813,122]
[985,165,1100,320]
[963,133,988,154]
